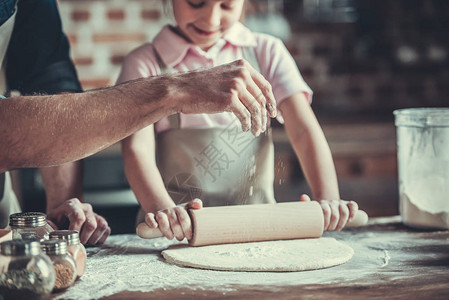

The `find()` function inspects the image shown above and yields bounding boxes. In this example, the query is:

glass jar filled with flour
[394,108,449,229]
[0,239,55,298]
[41,239,77,291]
[50,230,86,278]
[8,212,54,241]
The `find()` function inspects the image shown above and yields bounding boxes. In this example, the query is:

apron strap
[152,47,169,74]
[241,46,261,73]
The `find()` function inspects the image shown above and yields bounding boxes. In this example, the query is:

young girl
[117,0,359,241]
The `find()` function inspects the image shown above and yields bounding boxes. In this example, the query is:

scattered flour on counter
[54,232,401,300]
[380,250,391,267]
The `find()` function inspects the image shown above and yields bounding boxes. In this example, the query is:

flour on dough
[162,237,354,272]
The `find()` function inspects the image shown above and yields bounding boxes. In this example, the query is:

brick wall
[59,0,448,118]
[283,0,449,119]
[59,0,170,90]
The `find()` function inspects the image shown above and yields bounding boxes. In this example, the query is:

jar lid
[41,239,68,255]
[9,212,47,227]
[0,239,41,256]
[49,230,80,245]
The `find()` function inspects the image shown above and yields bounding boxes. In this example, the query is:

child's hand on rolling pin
[144,199,203,241]
[299,194,359,231]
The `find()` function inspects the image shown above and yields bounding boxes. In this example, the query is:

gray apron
[136,46,275,223]
[0,7,20,229]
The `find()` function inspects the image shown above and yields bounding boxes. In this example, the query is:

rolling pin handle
[136,222,164,239]
[345,210,369,228]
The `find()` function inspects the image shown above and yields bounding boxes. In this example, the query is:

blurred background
[15,0,449,234]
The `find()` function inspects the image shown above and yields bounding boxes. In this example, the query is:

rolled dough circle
[162,237,354,272]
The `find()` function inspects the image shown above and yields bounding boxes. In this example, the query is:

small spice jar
[0,239,55,298]
[40,239,77,291]
[50,230,87,278]
[8,212,54,241]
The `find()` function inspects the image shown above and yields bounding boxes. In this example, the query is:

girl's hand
[300,194,359,231]
[144,199,203,241]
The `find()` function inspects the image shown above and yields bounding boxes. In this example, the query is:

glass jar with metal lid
[0,239,55,298]
[40,239,77,291]
[8,212,54,241]
[50,230,86,278]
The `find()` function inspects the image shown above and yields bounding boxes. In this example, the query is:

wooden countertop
[51,217,449,300]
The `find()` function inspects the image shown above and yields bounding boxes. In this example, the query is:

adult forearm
[1,59,278,172]
[0,76,174,172]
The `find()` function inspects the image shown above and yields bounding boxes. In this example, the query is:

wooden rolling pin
[137,201,367,246]
[136,202,368,246]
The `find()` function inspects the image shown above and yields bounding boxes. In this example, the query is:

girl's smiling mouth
[192,24,219,36]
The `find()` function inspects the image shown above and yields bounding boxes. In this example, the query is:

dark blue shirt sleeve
[0,0,15,26]
[5,0,82,95]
